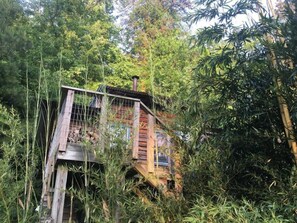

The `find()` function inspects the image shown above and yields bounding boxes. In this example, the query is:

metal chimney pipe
[132,75,139,91]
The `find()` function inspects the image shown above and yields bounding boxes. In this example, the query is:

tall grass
[0,58,47,222]
[182,140,297,223]
[0,49,62,222]
[184,196,297,223]
[0,104,38,222]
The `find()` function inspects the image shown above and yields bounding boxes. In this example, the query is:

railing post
[59,90,74,152]
[99,95,108,151]
[147,114,155,173]
[132,101,140,159]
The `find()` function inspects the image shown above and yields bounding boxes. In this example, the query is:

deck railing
[57,86,175,172]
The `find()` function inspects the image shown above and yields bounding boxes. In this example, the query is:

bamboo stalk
[260,0,297,163]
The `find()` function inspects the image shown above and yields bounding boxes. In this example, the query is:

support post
[51,165,68,223]
[99,95,108,151]
[147,114,155,173]
[132,102,140,159]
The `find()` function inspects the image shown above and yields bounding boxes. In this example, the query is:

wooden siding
[138,109,148,161]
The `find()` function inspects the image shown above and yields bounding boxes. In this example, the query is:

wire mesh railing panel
[68,91,103,145]
[65,89,136,149]
[106,96,134,126]
[105,96,135,150]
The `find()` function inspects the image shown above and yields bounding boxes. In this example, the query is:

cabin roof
[97,85,161,109]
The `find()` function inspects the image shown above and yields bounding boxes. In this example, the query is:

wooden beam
[140,102,167,128]
[41,98,67,209]
[99,95,108,151]
[134,163,159,188]
[51,165,68,223]
[59,90,74,152]
[147,114,155,173]
[62,85,140,102]
[132,102,140,159]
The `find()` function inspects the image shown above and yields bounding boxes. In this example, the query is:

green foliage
[142,31,195,99]
[0,103,38,223]
[184,195,297,223]
[183,142,297,222]
[27,0,120,88]
[185,0,296,202]
[120,0,189,53]
[190,0,261,25]
[1,0,297,222]
[0,0,29,111]
[183,143,229,200]
[151,195,186,223]
[118,0,195,105]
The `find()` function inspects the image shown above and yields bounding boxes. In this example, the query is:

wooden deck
[40,85,182,223]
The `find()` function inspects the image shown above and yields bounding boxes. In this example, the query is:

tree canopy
[0,0,297,222]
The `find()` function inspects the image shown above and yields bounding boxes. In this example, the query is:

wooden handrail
[139,102,167,129]
[59,90,74,152]
[62,85,140,102]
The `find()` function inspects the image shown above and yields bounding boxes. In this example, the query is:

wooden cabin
[40,79,182,223]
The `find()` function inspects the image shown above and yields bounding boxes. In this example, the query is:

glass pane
[155,131,170,165]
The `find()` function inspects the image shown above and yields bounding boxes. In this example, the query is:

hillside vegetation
[0,0,297,222]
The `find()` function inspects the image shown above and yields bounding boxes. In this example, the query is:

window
[154,131,172,166]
